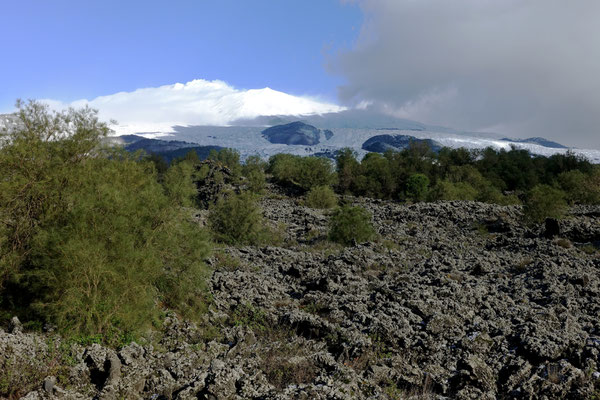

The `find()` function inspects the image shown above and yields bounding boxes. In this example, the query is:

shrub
[305,186,338,209]
[208,148,242,178]
[558,170,600,205]
[328,205,375,246]
[428,180,478,201]
[296,156,336,190]
[162,160,198,207]
[0,101,211,343]
[242,155,267,194]
[335,148,360,194]
[268,153,301,184]
[268,154,335,190]
[208,191,264,245]
[405,173,430,202]
[355,153,396,199]
[522,184,567,224]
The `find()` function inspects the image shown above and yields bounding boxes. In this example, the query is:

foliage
[242,155,267,194]
[296,156,336,190]
[324,142,596,207]
[558,170,600,205]
[268,154,335,190]
[354,153,395,199]
[208,191,264,245]
[305,185,338,209]
[335,148,360,194]
[328,205,375,246]
[405,173,430,202]
[428,180,478,201]
[162,160,198,207]
[208,148,242,178]
[522,184,568,224]
[0,101,211,343]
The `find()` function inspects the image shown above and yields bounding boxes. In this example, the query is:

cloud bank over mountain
[43,79,344,135]
[332,0,600,149]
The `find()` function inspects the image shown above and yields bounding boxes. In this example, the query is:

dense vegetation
[0,101,210,345]
[1,101,599,348]
[267,144,600,222]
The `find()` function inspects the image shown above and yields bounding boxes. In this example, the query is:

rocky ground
[2,189,600,399]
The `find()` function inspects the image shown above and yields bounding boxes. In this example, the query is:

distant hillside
[501,137,567,149]
[362,134,442,153]
[110,134,222,163]
[261,121,333,145]
[152,145,224,163]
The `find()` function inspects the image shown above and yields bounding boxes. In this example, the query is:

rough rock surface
[194,159,238,209]
[3,194,600,399]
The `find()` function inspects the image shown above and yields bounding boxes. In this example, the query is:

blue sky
[0,0,362,111]
[2,1,599,149]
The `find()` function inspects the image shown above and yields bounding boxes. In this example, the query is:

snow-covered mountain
[2,79,599,163]
[2,108,600,163]
[120,110,600,163]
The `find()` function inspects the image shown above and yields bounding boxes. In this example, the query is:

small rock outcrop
[194,159,237,209]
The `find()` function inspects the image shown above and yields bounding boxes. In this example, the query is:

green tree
[428,180,478,201]
[163,160,198,207]
[208,191,264,245]
[328,206,375,246]
[558,170,600,205]
[335,148,360,194]
[268,154,335,191]
[0,101,211,342]
[357,153,395,199]
[522,184,567,224]
[305,186,338,209]
[242,155,267,194]
[405,173,430,202]
[209,148,242,178]
[268,153,301,185]
[297,156,336,190]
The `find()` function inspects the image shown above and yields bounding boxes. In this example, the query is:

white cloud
[333,0,600,149]
[43,79,344,135]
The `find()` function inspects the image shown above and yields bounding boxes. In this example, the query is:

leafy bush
[268,153,300,185]
[335,148,360,194]
[428,180,478,201]
[0,101,211,343]
[405,173,430,202]
[558,170,600,205]
[296,156,336,190]
[242,155,267,194]
[208,148,242,178]
[328,206,375,246]
[162,160,198,207]
[354,153,395,199]
[208,191,264,245]
[268,154,335,190]
[522,184,567,224]
[305,186,338,209]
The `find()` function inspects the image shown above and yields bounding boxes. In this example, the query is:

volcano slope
[2,193,600,399]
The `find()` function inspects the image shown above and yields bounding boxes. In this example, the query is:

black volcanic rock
[362,134,442,153]
[8,197,600,399]
[261,121,333,145]
[501,137,567,149]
